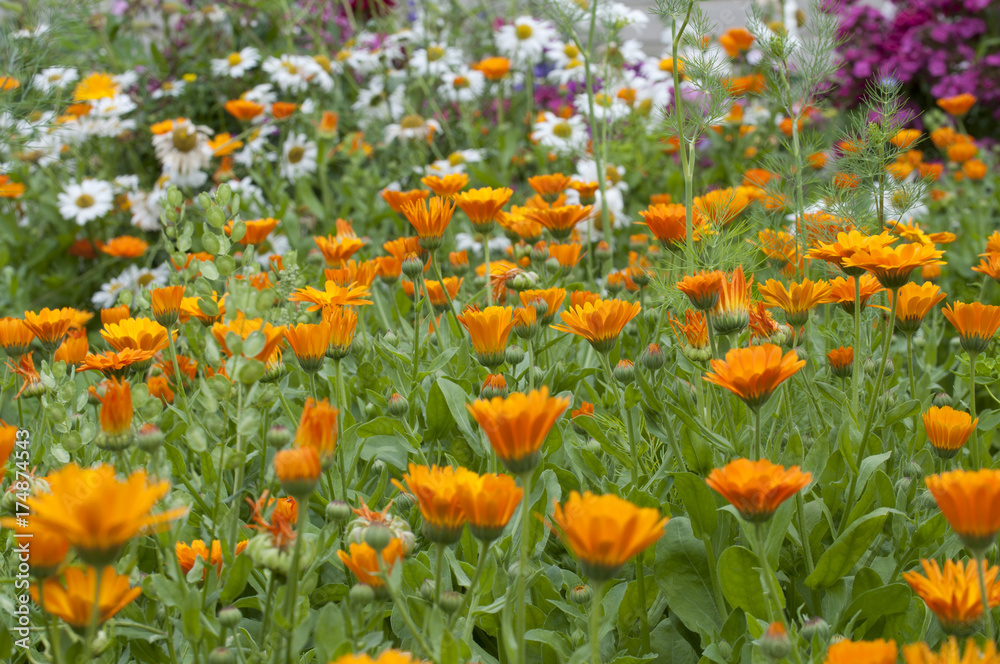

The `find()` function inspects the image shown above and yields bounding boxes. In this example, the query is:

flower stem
[753,522,782,625]
[83,567,103,663]
[453,541,491,635]
[971,353,980,468]
[634,555,650,653]
[167,326,188,408]
[978,553,996,640]
[851,278,862,413]
[753,407,762,461]
[589,580,606,664]
[856,289,898,468]
[906,333,917,402]
[484,234,493,307]
[434,542,445,609]
[515,470,534,664]
[283,516,306,664]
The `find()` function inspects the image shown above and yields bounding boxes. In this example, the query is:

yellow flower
[466,387,569,474]
[31,566,141,629]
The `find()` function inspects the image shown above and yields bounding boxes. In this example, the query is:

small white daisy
[384,114,442,143]
[409,43,465,77]
[495,16,556,65]
[152,119,214,183]
[92,263,170,309]
[531,112,589,155]
[280,133,318,181]
[31,67,78,93]
[151,79,186,99]
[438,69,486,103]
[211,47,261,78]
[58,179,114,225]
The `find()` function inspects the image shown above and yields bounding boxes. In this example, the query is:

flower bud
[209,648,236,664]
[440,590,463,613]
[402,256,424,279]
[530,243,549,263]
[383,330,398,346]
[364,524,394,552]
[640,343,665,371]
[505,345,525,366]
[350,583,376,606]
[758,622,790,661]
[932,392,953,408]
[388,392,409,417]
[595,242,612,260]
[136,423,165,453]
[266,425,292,448]
[801,616,830,641]
[218,606,242,629]
[326,500,352,522]
[545,257,562,273]
[903,461,924,479]
[613,359,635,385]
[568,584,592,604]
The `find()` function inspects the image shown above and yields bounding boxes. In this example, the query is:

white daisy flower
[127,186,165,231]
[114,174,140,191]
[151,79,186,99]
[224,176,266,216]
[455,232,512,255]
[211,47,261,78]
[242,83,278,107]
[531,112,589,155]
[423,149,486,176]
[12,24,49,39]
[233,126,277,167]
[113,71,139,92]
[438,69,485,103]
[58,179,114,225]
[262,54,322,94]
[547,61,588,85]
[575,90,631,122]
[353,82,405,127]
[409,43,465,77]
[495,16,556,65]
[92,263,170,309]
[256,234,290,267]
[384,114,442,143]
[575,159,627,191]
[280,133,318,181]
[545,41,583,68]
[152,119,214,184]
[31,67,78,92]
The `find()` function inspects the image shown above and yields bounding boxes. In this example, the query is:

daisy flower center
[75,193,95,208]
[564,44,580,58]
[336,50,351,62]
[227,52,243,66]
[137,273,156,287]
[314,55,331,71]
[553,122,573,139]
[594,92,613,107]
[399,114,425,130]
[287,146,306,164]
[453,76,469,88]
[172,127,198,152]
[606,165,623,185]
[448,152,465,166]
[515,24,533,40]
[282,62,299,75]
[427,46,445,61]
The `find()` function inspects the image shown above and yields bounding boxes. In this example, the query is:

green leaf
[436,377,483,454]
[670,472,717,539]
[220,554,252,602]
[806,508,890,588]
[717,545,774,619]
[653,517,722,636]
[839,583,912,631]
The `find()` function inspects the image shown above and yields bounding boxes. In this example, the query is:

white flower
[58,179,114,225]
[423,149,486,176]
[92,263,170,309]
[224,176,266,216]
[114,71,139,91]
[599,4,649,30]
[233,126,277,167]
[546,41,584,68]
[114,175,140,192]
[455,232,512,255]
[211,47,261,78]
[12,24,49,39]
[576,159,627,191]
[32,67,78,93]
[496,16,556,65]
[280,133,318,181]
[547,61,588,85]
[262,54,327,93]
[152,119,214,182]
[256,234,290,267]
[151,79,185,99]
[575,90,630,122]
[384,115,442,143]
[531,112,589,155]
[438,69,485,103]
[409,43,465,77]
[242,83,277,107]
[127,187,165,231]
[353,82,405,127]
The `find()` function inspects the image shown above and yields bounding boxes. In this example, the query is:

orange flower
[748,302,782,344]
[147,375,174,403]
[547,242,584,268]
[454,187,513,230]
[676,271,725,311]
[549,492,667,581]
[24,308,76,351]
[0,174,25,198]
[95,378,133,437]
[937,94,976,117]
[710,266,753,335]
[525,205,593,241]
[294,398,339,463]
[669,310,710,354]
[0,511,69,576]
[693,187,751,226]
[890,129,921,149]
[26,464,187,565]
[706,458,811,522]
[338,539,406,589]
[271,101,296,119]
[324,260,379,289]
[962,159,987,180]
[903,637,1000,664]
[457,305,514,368]
[823,639,897,664]
[528,174,572,198]
[31,566,141,628]
[519,288,566,325]
[274,447,322,498]
[942,302,1000,355]
[551,299,641,353]
[827,346,854,379]
[393,464,475,544]
[80,348,157,378]
[54,330,88,365]
[888,219,956,247]
[893,282,946,334]
[284,322,331,373]
[466,387,569,474]
[423,277,462,312]
[176,539,248,576]
[972,253,1000,283]
[100,317,171,354]
[636,203,692,247]
[322,305,357,358]
[926,469,1000,553]
[224,99,265,121]
[381,188,429,213]
[808,230,896,275]
[314,234,365,266]
[100,236,149,258]
[923,406,977,459]
[226,218,279,245]
[150,285,185,327]
[0,317,35,357]
[400,197,455,249]
[289,281,372,311]
[455,472,523,541]
[947,141,977,163]
[211,312,285,361]
[704,344,805,410]
[828,274,887,316]
[421,173,469,197]
[208,133,242,156]
[904,559,1000,635]
[758,278,833,327]
[473,56,511,80]
[844,242,945,289]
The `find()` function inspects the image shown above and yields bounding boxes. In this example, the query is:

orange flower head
[758,278,834,327]
[512,306,538,340]
[828,274,887,316]
[669,310,711,356]
[322,305,358,359]
[893,282,946,334]
[245,493,299,550]
[948,141,978,163]
[100,236,149,258]
[518,288,566,325]
[457,305,514,369]
[24,308,76,351]
[526,205,592,241]
[704,344,805,410]
[393,464,476,544]
[210,312,285,361]
[150,285,185,327]
[224,99,265,121]
[942,302,1000,355]
[466,387,569,474]
[80,348,157,379]
[0,317,35,357]
[271,101,296,119]
[100,317,171,356]
[289,281,372,311]
[972,253,1000,284]
[449,250,469,272]
[95,378,133,439]
[324,259,379,289]
[284,322,331,373]
[808,230,896,276]
[0,513,69,576]
[827,346,854,379]
[549,491,668,581]
[748,302,782,344]
[424,277,462,312]
[274,447,322,498]
[474,56,511,80]
[527,173,572,199]
[400,197,455,250]
[381,188,429,213]
[147,375,174,403]
[313,234,365,266]
[9,353,43,399]
[926,469,1000,553]
[455,472,523,541]
[710,266,753,335]
[454,186,513,230]
[706,458,812,522]
[547,242,584,268]
[337,539,406,590]
[677,271,725,311]
[27,464,187,566]
[31,566,141,629]
[937,94,976,117]
[637,203,691,247]
[421,173,469,198]
[0,174,25,198]
[693,187,751,226]
[54,330,88,365]
[902,637,1000,664]
[903,559,1000,635]
[551,299,641,353]
[888,219,956,247]
[890,129,922,149]
[843,241,945,289]
[175,539,248,576]
[294,398,339,464]
[823,639,897,664]
[226,217,279,245]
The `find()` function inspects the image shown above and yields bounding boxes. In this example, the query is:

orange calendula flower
[176,539,248,576]
[903,559,1000,635]
[211,312,285,361]
[549,491,668,582]
[31,566,141,628]
[972,253,1000,283]
[0,174,25,198]
[457,305,514,369]
[400,197,456,250]
[324,259,379,289]
[704,344,805,410]
[474,56,511,80]
[314,234,365,266]
[24,308,76,351]
[245,493,298,550]
[519,288,566,325]
[823,639,897,664]
[9,353,44,399]
[892,282,946,334]
[526,205,592,240]
[758,278,834,327]
[424,277,462,312]
[80,348,157,378]
[548,242,584,268]
[903,638,1000,664]
[381,188,429,213]
[888,219,956,247]
[926,469,1000,553]
[322,305,358,358]
[808,230,896,276]
[337,539,406,590]
[923,406,977,459]
[284,322,331,373]
[100,317,171,354]
[421,173,469,197]
[711,266,753,335]
[150,285,186,328]
[147,375,174,403]
[748,302,782,344]
[274,447,322,498]
[455,472,523,541]
[54,329,88,365]
[224,99,265,121]
[466,387,569,474]
[0,512,69,576]
[393,464,476,544]
[27,464,188,566]
[100,236,149,258]
[636,204,691,247]
[551,299,641,353]
[453,187,513,231]
[289,281,373,311]
[706,458,812,522]
[942,302,1000,355]
[677,271,725,311]
[693,187,752,226]
[528,173,572,198]
[226,218,279,245]
[295,398,339,464]
[0,317,34,357]
[844,242,946,290]
[828,274,887,316]
[937,94,976,117]
[827,346,854,379]
[95,377,133,437]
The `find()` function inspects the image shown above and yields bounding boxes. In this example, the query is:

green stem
[851,278,862,413]
[634,554,650,653]
[753,407,762,461]
[515,470,534,664]
[752,522,782,625]
[589,581,606,664]
[434,542,445,609]
[971,353,980,468]
[906,334,917,402]
[282,516,306,664]
[39,580,65,664]
[167,325,189,408]
[484,233,492,307]
[229,384,245,556]
[83,567,103,663]
[379,556,436,661]
[453,541,491,636]
[978,554,995,641]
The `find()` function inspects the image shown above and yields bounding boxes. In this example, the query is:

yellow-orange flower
[942,302,1000,355]
[455,472,523,541]
[710,266,753,335]
[274,447,322,497]
[828,274,886,316]
[421,173,469,197]
[401,197,455,249]
[294,398,339,464]
[903,559,1000,635]
[211,312,285,361]
[676,271,725,311]
[474,56,511,80]
[551,299,641,353]
[322,305,358,358]
[706,458,811,522]
[457,305,514,368]
[519,288,566,324]
[393,464,476,544]
[289,281,373,311]
[549,491,667,581]
[101,305,131,327]
[26,464,187,565]
[31,566,141,628]
[843,242,945,289]
[96,378,133,436]
[972,253,1000,283]
[176,539,248,576]
[284,322,331,372]
[823,639,897,664]
[225,218,279,245]
[224,99,265,121]
[150,285,185,328]
[100,236,148,258]
[338,539,406,589]
[527,173,572,198]
[314,234,365,266]
[73,73,116,101]
[424,277,462,311]
[827,346,854,379]
[547,242,583,268]
[636,204,691,247]
[80,348,157,378]
[24,308,76,351]
[54,329,88,365]
[903,638,1000,664]
[893,282,946,334]
[525,205,592,240]
[466,387,569,474]
[758,278,834,327]
[693,187,751,225]
[937,94,976,117]
[381,188,429,213]
[669,310,710,354]
[100,317,171,354]
[325,260,379,289]
[926,469,1000,553]
[0,514,69,576]
[454,187,513,230]
[0,317,34,357]
[179,294,225,325]
[704,344,805,410]
[808,230,896,275]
